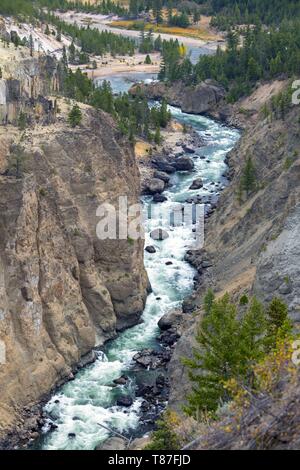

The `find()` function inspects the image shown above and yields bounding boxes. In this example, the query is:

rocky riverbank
[130,78,289,130]
[164,80,300,446]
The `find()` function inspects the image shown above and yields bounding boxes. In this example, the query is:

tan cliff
[0,68,149,444]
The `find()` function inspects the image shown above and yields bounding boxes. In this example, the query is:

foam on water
[38,97,239,450]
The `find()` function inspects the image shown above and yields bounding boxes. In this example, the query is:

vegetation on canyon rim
[147,293,297,450]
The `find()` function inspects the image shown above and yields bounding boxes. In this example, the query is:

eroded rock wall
[168,89,300,412]
[0,106,149,442]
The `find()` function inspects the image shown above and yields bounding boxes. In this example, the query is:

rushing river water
[36,74,239,450]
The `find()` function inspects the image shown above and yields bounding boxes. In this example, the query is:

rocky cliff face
[0,49,59,125]
[130,80,226,116]
[0,100,149,443]
[167,83,300,413]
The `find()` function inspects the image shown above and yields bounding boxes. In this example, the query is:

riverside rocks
[173,156,195,171]
[152,193,168,203]
[130,80,226,116]
[150,228,169,241]
[133,349,172,369]
[143,178,165,195]
[113,375,129,385]
[116,396,133,407]
[152,159,176,174]
[189,178,203,190]
[158,310,182,330]
[145,245,156,254]
[95,437,127,450]
[153,170,170,184]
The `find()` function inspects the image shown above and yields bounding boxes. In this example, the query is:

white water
[37,81,239,450]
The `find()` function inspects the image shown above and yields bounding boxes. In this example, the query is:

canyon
[0,6,300,452]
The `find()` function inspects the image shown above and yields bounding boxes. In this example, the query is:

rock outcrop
[130,80,225,115]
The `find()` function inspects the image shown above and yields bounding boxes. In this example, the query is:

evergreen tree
[68,104,82,127]
[241,157,256,196]
[145,54,152,64]
[265,298,292,350]
[18,111,27,131]
[69,41,76,64]
[154,126,161,145]
[145,410,180,450]
[183,294,268,418]
[8,144,26,178]
[204,288,215,314]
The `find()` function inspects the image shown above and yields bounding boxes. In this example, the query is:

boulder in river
[117,396,133,407]
[158,310,182,330]
[173,156,194,171]
[189,178,203,190]
[153,170,170,183]
[133,349,172,369]
[113,375,129,385]
[153,159,176,174]
[144,178,165,195]
[183,145,195,154]
[145,245,156,254]
[153,193,168,203]
[150,228,169,241]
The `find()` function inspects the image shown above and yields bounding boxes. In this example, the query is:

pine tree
[69,41,76,64]
[68,104,82,127]
[265,298,292,351]
[203,289,215,314]
[8,144,26,178]
[18,111,27,131]
[145,54,152,64]
[154,126,161,145]
[241,157,256,196]
[182,294,268,418]
[145,410,180,450]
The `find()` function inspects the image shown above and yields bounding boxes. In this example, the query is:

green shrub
[145,410,181,450]
[183,293,290,420]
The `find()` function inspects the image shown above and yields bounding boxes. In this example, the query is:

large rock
[133,349,172,369]
[173,156,194,172]
[130,80,226,115]
[129,436,151,450]
[95,437,127,450]
[153,170,171,183]
[189,178,203,190]
[158,310,183,330]
[150,228,169,240]
[144,178,165,195]
[152,159,176,174]
[145,245,156,254]
[116,396,133,407]
[153,193,167,203]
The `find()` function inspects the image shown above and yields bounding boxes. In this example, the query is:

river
[56,12,219,64]
[34,73,239,451]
